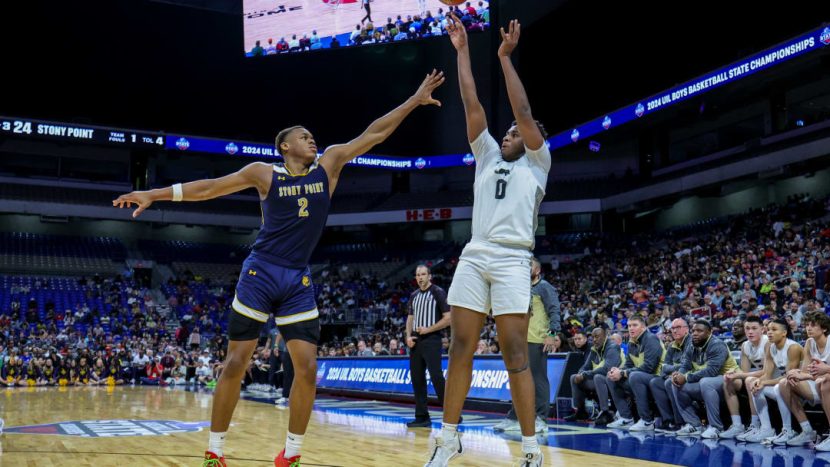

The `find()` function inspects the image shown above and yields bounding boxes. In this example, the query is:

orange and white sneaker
[274,449,301,467]
[202,451,227,467]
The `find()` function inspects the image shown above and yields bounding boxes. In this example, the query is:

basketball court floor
[3,386,829,466]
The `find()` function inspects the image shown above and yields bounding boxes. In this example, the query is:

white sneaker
[786,429,817,446]
[675,424,703,437]
[770,428,797,445]
[0,418,4,435]
[816,434,830,452]
[743,427,776,443]
[628,419,655,432]
[718,423,744,439]
[493,418,514,432]
[502,419,522,432]
[424,433,463,467]
[274,397,288,405]
[701,426,720,439]
[606,417,635,429]
[515,450,544,467]
[735,426,758,442]
[534,417,548,433]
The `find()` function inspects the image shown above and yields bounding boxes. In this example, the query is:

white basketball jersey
[770,338,796,379]
[469,129,551,250]
[741,335,769,371]
[808,338,830,364]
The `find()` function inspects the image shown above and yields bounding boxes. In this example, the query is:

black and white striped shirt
[408,284,449,338]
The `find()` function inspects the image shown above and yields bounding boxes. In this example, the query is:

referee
[406,265,451,427]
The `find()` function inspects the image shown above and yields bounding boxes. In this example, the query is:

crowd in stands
[249,2,489,56]
[0,274,231,388]
[3,193,830,439]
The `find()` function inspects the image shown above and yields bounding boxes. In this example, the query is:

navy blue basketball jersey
[251,161,330,268]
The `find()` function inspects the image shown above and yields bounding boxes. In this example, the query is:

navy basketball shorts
[228,254,320,345]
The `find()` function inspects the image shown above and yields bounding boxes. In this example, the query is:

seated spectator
[265,38,277,55]
[250,40,264,56]
[350,25,362,45]
[310,30,321,50]
[288,35,300,51]
[330,36,341,48]
[299,34,311,51]
[276,37,289,53]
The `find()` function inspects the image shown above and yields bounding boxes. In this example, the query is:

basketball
[439,0,466,5]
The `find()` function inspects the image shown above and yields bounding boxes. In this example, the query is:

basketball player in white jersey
[811,329,830,451]
[719,316,769,438]
[774,311,830,446]
[737,318,802,443]
[424,15,549,467]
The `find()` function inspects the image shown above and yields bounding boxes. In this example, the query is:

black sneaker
[655,422,680,435]
[564,410,589,422]
[407,418,432,428]
[593,411,615,426]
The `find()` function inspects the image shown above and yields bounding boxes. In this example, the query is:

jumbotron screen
[243,0,490,57]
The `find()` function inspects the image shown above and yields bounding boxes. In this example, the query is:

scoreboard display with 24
[439,0,466,5]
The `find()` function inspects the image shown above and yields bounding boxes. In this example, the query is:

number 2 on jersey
[298,197,309,217]
[495,179,507,199]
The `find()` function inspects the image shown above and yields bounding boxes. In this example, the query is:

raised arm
[446,13,487,143]
[112,161,272,218]
[497,19,544,151]
[318,70,444,190]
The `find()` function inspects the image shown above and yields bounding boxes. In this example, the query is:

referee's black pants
[410,334,445,420]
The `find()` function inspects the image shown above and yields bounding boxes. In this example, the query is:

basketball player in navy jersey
[113,70,444,467]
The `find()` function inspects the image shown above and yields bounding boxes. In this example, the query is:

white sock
[774,385,793,430]
[208,431,226,457]
[731,415,742,426]
[284,431,304,458]
[751,415,760,427]
[522,435,539,454]
[800,420,813,433]
[441,423,458,442]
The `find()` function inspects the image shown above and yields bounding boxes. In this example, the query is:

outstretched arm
[319,70,444,189]
[498,19,544,151]
[111,162,272,218]
[446,13,487,143]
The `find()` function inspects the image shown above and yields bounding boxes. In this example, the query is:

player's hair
[694,319,712,331]
[805,311,830,336]
[769,318,794,340]
[275,125,305,156]
[510,120,549,140]
[744,315,763,326]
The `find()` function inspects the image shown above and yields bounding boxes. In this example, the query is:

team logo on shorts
[602,116,612,130]
[821,27,830,45]
[463,153,475,165]
[225,142,239,155]
[3,420,210,437]
[415,158,426,170]
[635,103,645,118]
[175,137,190,151]
[302,276,310,287]
[570,129,580,142]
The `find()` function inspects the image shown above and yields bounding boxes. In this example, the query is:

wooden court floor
[0,386,676,466]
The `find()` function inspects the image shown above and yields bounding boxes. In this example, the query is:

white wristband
[172,183,183,202]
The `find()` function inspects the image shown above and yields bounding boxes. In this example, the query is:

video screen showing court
[244,0,490,56]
